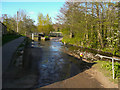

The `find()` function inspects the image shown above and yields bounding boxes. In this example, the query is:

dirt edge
[67,51,119,88]
[85,66,118,88]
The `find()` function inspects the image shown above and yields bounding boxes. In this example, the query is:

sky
[1,1,65,25]
[1,0,119,25]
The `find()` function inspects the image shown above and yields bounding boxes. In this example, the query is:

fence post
[112,59,114,79]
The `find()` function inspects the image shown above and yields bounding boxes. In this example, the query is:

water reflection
[33,40,95,88]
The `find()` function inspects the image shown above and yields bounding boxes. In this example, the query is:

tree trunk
[118,2,120,50]
[91,2,94,41]
[96,3,104,48]
[85,2,88,41]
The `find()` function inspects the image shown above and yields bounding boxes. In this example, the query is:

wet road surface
[2,37,25,73]
[32,40,103,88]
[2,38,103,88]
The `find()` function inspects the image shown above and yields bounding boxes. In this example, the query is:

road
[2,37,104,88]
[2,36,25,73]
[32,39,103,88]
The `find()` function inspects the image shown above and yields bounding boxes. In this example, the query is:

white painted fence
[95,54,120,79]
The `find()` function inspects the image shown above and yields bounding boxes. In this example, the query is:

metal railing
[95,54,120,79]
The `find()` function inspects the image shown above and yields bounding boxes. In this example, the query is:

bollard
[32,33,34,40]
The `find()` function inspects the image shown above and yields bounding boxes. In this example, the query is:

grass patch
[62,37,120,56]
[94,60,120,84]
[33,37,38,41]
[2,34,21,45]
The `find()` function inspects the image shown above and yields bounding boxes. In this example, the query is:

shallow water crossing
[2,38,103,88]
[31,39,103,88]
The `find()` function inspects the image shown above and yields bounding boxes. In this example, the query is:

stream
[2,38,103,88]
[30,39,103,88]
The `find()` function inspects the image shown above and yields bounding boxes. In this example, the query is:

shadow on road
[2,39,97,89]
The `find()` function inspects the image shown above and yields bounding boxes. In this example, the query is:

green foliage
[37,13,54,35]
[45,36,49,38]
[2,9,37,35]
[3,17,17,32]
[56,2,119,56]
[97,61,120,79]
[2,34,21,45]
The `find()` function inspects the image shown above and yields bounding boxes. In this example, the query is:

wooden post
[112,59,114,79]
[32,33,34,40]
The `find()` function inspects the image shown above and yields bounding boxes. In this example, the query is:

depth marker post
[112,59,114,79]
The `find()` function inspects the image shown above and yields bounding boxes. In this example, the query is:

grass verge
[93,60,120,84]
[2,34,21,45]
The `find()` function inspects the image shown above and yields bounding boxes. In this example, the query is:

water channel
[2,38,104,88]
[27,38,103,88]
